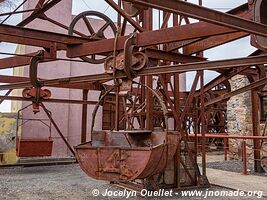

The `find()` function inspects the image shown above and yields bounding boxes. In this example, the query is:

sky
[0,0,255,112]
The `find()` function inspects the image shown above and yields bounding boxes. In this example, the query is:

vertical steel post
[174,73,180,188]
[115,86,120,131]
[224,138,228,161]
[251,90,264,172]
[242,140,247,175]
[81,89,88,143]
[143,8,153,130]
[200,70,206,176]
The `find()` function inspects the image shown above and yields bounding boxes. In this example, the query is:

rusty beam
[67,22,237,58]
[0,24,90,49]
[18,0,62,27]
[251,90,264,173]
[167,3,251,52]
[195,66,250,96]
[0,75,29,83]
[104,0,144,32]
[1,55,267,91]
[205,77,267,106]
[145,48,206,63]
[124,0,267,37]
[0,51,55,70]
[184,32,249,55]
[0,75,103,90]
[0,95,99,105]
[0,90,12,105]
[81,89,89,143]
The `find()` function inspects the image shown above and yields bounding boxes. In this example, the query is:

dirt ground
[0,164,265,200]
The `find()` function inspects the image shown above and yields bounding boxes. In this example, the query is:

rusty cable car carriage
[16,54,54,157]
[75,85,180,183]
[71,6,180,184]
[16,103,53,157]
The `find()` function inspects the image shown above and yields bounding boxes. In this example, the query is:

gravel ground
[206,159,267,177]
[0,164,265,200]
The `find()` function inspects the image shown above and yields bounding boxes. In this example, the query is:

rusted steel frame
[251,90,264,173]
[124,0,267,37]
[180,73,200,129]
[180,72,201,177]
[114,87,120,131]
[172,13,180,188]
[143,8,154,130]
[18,0,62,27]
[2,55,267,91]
[195,66,250,96]
[160,73,201,179]
[224,138,228,160]
[104,0,144,32]
[117,0,122,28]
[167,32,248,53]
[0,34,60,49]
[40,103,76,156]
[39,15,82,36]
[242,141,247,175]
[120,18,127,36]
[35,0,46,8]
[199,70,206,176]
[0,53,34,70]
[139,55,267,76]
[0,95,99,105]
[259,90,267,97]
[179,158,195,184]
[0,24,90,49]
[0,51,54,70]
[167,3,251,52]
[144,48,206,63]
[0,75,29,83]
[161,12,171,29]
[184,32,249,55]
[67,22,237,58]
[0,75,104,90]
[167,39,200,52]
[160,79,197,182]
[0,0,28,23]
[174,73,180,188]
[81,90,89,143]
[0,90,12,105]
[205,77,267,106]
[0,9,37,18]
[190,133,267,140]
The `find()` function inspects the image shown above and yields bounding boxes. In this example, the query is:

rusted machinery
[0,0,267,190]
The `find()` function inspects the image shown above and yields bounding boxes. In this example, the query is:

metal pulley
[104,33,148,78]
[22,88,51,100]
[104,52,147,74]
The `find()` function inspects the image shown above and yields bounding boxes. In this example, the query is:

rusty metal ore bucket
[75,130,179,182]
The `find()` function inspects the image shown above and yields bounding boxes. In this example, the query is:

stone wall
[227,75,267,161]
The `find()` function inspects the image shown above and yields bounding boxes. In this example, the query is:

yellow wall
[0,113,18,164]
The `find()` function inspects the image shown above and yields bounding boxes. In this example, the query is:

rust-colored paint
[16,139,53,157]
[75,131,179,181]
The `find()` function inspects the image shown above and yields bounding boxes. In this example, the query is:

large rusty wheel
[68,11,117,64]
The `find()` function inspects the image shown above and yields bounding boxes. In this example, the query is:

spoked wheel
[118,82,167,131]
[68,11,117,64]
